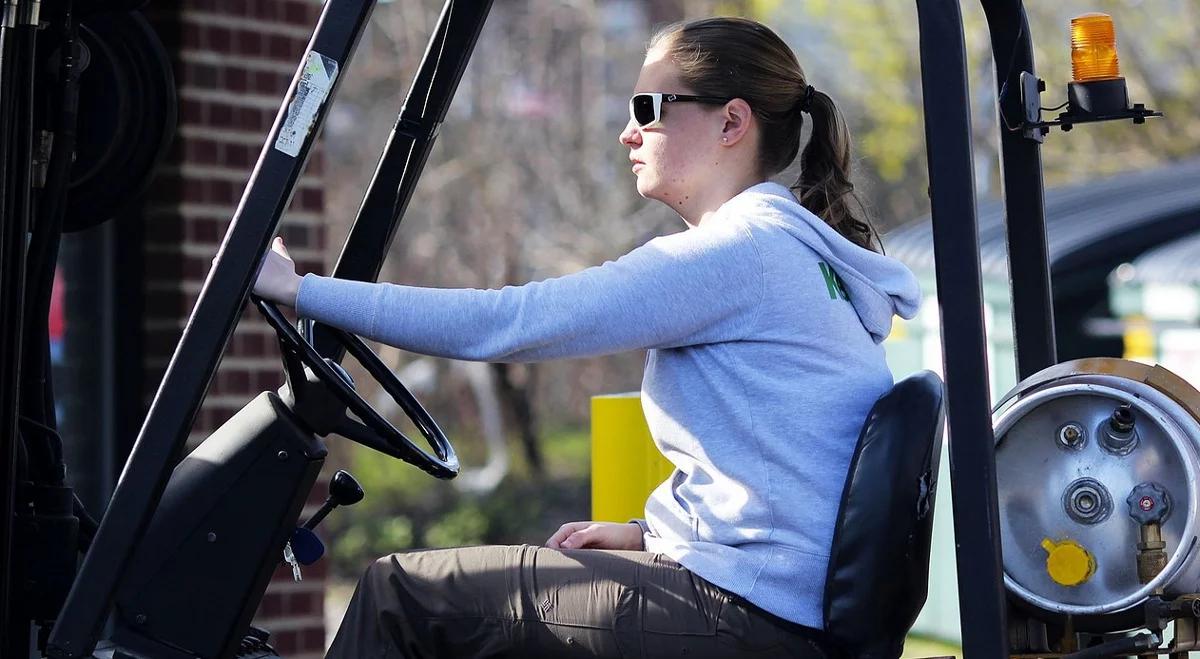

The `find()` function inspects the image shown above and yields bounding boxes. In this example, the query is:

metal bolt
[1140,496,1155,512]
[1064,478,1113,525]
[1111,404,1135,434]
[1100,405,1138,455]
[1057,423,1085,449]
[1078,494,1096,512]
[277,450,289,461]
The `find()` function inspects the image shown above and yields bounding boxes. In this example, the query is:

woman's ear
[719,98,754,146]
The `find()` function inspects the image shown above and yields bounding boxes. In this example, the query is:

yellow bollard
[1122,315,1156,362]
[590,393,674,523]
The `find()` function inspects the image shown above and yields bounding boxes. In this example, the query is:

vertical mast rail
[982,0,1057,379]
[312,0,496,361]
[916,0,1009,655]
[0,0,27,652]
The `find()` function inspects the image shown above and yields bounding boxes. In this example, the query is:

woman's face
[619,47,725,210]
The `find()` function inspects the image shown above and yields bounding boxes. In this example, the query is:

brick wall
[144,2,332,656]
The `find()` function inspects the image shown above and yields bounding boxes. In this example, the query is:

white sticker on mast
[275,51,339,157]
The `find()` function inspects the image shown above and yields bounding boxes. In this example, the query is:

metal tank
[994,358,1200,629]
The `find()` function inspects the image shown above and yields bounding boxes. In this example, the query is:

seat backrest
[822,370,946,659]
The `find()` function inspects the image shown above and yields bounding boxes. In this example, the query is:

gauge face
[996,381,1194,614]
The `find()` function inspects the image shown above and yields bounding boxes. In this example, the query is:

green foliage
[771,0,1200,224]
[325,427,592,579]
[426,504,489,548]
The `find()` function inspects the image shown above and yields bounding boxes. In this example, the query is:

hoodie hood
[720,182,921,343]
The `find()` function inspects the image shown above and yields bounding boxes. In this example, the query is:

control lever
[302,469,365,530]
[288,470,365,567]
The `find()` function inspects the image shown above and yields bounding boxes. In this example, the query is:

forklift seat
[822,370,946,658]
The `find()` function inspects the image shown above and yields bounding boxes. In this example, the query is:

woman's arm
[288,222,764,362]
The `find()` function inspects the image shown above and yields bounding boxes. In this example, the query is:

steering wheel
[252,295,459,480]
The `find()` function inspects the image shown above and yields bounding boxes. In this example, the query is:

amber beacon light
[1067,13,1129,116]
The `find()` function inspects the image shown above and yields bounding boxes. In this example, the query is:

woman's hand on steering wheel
[254,236,302,307]
[545,521,645,551]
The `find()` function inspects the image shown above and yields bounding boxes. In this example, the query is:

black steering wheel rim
[253,296,459,480]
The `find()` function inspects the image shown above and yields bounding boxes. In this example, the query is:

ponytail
[652,18,880,252]
[792,89,878,252]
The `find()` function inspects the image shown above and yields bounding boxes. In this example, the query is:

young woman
[256,16,920,659]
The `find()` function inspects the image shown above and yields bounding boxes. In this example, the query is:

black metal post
[45,1,377,656]
[916,0,1009,655]
[312,0,495,360]
[0,0,24,652]
[2,0,40,653]
[981,0,1056,380]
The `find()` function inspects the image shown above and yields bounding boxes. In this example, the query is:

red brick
[187,137,220,164]
[304,560,328,580]
[254,369,282,391]
[273,630,298,655]
[302,627,324,651]
[233,29,263,58]
[183,24,204,50]
[191,217,225,243]
[268,34,293,59]
[183,178,207,203]
[210,102,235,129]
[211,180,236,206]
[225,369,252,394]
[227,143,254,168]
[251,70,275,94]
[284,1,309,25]
[298,188,322,212]
[245,330,269,354]
[181,99,206,124]
[227,67,248,93]
[208,26,232,51]
[280,224,310,248]
[232,107,257,132]
[186,61,220,88]
[286,592,314,615]
[258,592,285,618]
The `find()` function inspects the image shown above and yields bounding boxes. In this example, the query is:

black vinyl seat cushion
[822,370,946,658]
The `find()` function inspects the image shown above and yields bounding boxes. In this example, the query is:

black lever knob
[329,469,365,505]
[303,470,365,530]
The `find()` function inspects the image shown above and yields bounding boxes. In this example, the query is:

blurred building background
[46,0,1199,654]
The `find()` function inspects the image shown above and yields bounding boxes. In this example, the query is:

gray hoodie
[295,181,921,629]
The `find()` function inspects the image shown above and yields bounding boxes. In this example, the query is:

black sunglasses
[629,92,732,129]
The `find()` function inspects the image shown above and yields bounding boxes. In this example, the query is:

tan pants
[325,545,836,659]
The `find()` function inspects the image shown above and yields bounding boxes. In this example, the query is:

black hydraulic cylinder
[313,0,495,361]
[45,1,377,656]
[916,0,1008,656]
[981,0,1056,379]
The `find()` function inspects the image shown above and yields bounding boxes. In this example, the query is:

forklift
[0,0,1194,657]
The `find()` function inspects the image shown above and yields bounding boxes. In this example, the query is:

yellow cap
[1042,538,1097,587]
